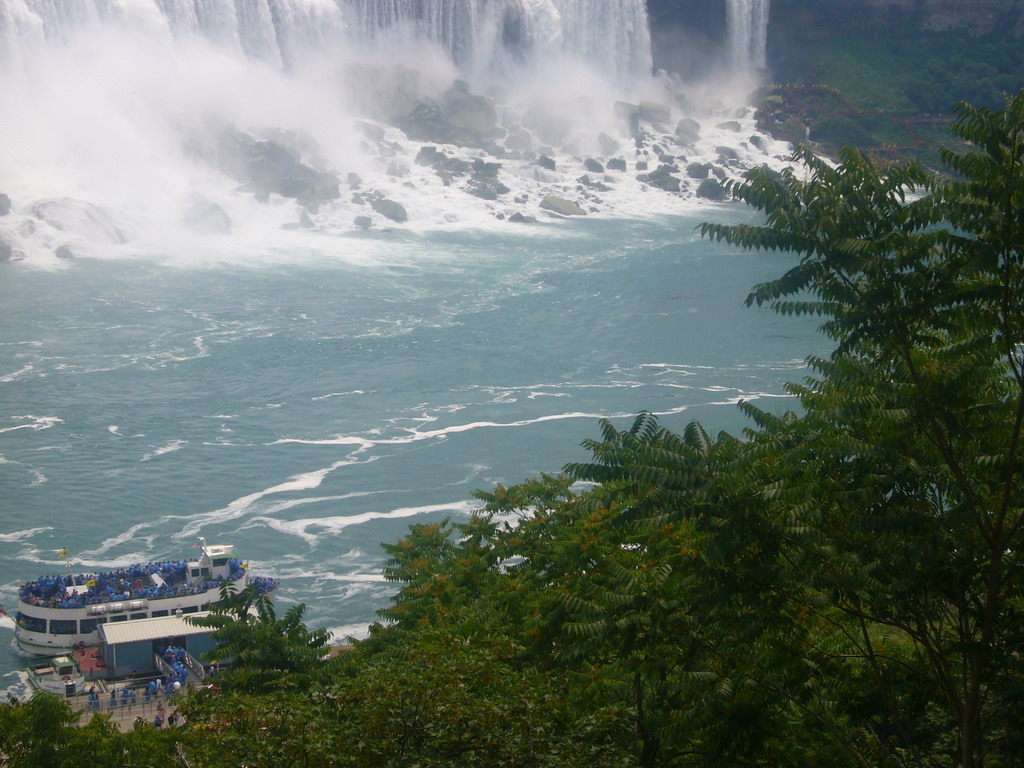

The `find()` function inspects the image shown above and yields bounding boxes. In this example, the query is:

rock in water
[644,165,682,192]
[353,215,373,229]
[540,196,587,216]
[33,198,132,244]
[214,130,340,209]
[639,101,671,126]
[697,179,728,201]
[182,200,231,235]
[371,199,408,223]
[687,162,711,179]
[674,118,701,146]
[0,194,10,216]
[441,81,497,135]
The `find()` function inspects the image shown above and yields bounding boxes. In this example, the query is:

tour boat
[14,539,277,656]
[26,654,87,696]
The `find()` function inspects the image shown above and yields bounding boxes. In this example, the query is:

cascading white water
[0,0,787,268]
[0,0,651,80]
[725,0,769,74]
[345,0,651,84]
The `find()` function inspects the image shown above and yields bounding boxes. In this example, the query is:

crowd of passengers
[158,645,191,692]
[18,559,256,609]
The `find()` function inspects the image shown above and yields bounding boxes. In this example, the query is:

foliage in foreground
[3,90,1023,768]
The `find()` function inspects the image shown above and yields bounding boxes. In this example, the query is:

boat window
[109,614,128,623]
[15,613,46,632]
[151,610,169,618]
[80,618,100,633]
[130,612,147,620]
[212,557,229,567]
[50,619,77,634]
[180,606,200,614]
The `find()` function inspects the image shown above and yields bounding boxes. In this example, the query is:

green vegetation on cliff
[762,35,1024,167]
[3,90,1024,768]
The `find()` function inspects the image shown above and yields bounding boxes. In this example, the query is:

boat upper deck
[19,558,276,611]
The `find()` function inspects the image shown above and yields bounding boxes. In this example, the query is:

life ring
[62,675,70,681]
[133,579,143,590]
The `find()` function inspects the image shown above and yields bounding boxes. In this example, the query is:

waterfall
[725,0,769,74]
[346,0,651,83]
[0,0,651,81]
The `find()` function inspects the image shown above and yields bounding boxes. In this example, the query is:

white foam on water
[252,499,480,547]
[140,439,187,462]
[324,623,372,643]
[0,415,63,434]
[0,527,51,543]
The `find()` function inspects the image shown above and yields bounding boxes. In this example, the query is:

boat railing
[153,653,177,679]
[180,649,206,683]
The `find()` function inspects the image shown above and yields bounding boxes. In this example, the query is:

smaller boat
[26,654,86,697]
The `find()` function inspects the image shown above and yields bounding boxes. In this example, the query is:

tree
[700,89,1024,768]
[187,583,332,693]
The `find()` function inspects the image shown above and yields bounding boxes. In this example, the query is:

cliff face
[769,0,1024,40]
[646,0,1024,74]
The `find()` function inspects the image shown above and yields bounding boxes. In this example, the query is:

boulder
[468,180,509,200]
[354,215,373,229]
[442,157,472,174]
[509,212,537,224]
[607,158,627,172]
[0,238,13,261]
[371,198,408,223]
[505,128,533,152]
[748,134,765,150]
[55,244,76,259]
[347,172,363,188]
[441,80,497,135]
[639,101,671,126]
[182,200,231,234]
[696,178,728,201]
[355,121,386,142]
[716,120,742,132]
[471,158,502,178]
[598,133,621,156]
[686,162,711,179]
[540,196,587,216]
[635,160,649,171]
[644,165,682,192]
[33,198,131,244]
[0,194,10,216]
[584,158,605,174]
[215,132,340,209]
[394,101,488,148]
[537,155,557,171]
[716,146,740,161]
[674,118,701,146]
[415,146,447,167]
[386,160,410,178]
